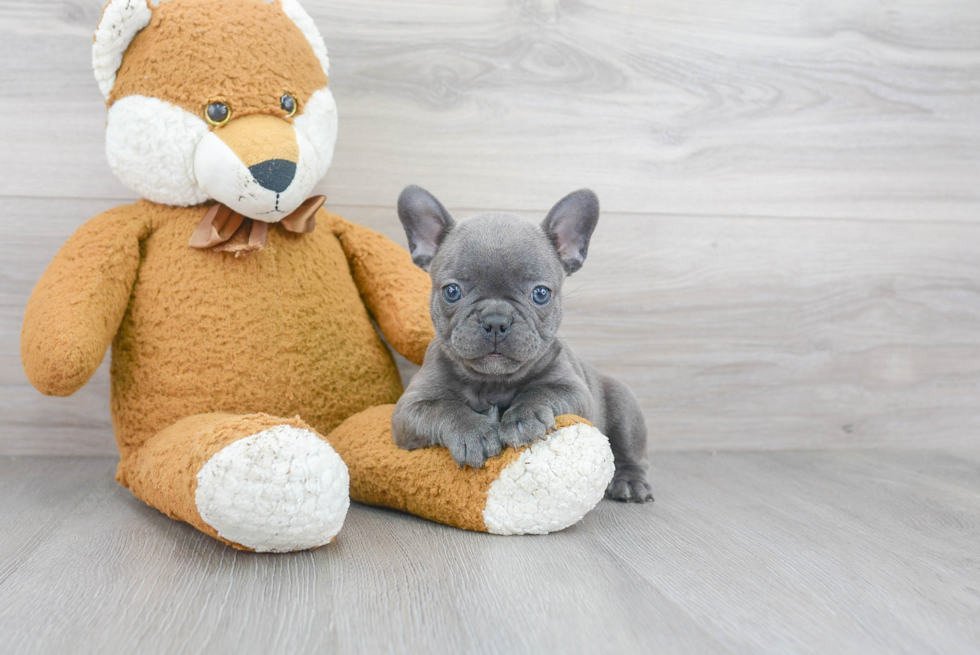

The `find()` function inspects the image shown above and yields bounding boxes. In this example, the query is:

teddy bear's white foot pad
[483,422,615,535]
[195,425,350,552]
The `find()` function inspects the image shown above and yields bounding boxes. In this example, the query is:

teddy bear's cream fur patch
[195,425,350,552]
[483,423,615,535]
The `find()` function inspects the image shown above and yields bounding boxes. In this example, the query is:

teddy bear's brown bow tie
[188,195,325,256]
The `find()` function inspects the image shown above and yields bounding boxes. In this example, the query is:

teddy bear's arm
[21,203,150,396]
[331,214,435,366]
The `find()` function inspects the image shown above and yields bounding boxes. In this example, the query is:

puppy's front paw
[444,421,502,470]
[499,404,556,449]
[606,469,654,503]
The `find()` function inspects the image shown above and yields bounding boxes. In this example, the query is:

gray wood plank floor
[1,451,977,654]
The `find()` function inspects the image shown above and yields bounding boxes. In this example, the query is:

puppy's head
[93,0,336,219]
[398,186,599,377]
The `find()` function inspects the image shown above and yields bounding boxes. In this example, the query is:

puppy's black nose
[249,159,296,193]
[482,315,512,337]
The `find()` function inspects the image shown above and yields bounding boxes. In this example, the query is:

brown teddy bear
[21,0,615,552]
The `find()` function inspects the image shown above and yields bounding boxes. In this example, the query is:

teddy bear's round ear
[92,0,153,100]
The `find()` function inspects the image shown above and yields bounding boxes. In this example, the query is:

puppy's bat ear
[541,189,600,275]
[397,185,456,270]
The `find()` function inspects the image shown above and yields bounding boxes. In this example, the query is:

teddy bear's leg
[118,412,350,552]
[328,405,615,535]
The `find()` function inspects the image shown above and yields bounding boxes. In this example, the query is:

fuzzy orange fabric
[214,114,300,167]
[22,198,439,546]
[329,407,593,532]
[22,201,433,476]
[124,412,318,550]
[21,205,151,397]
[109,0,328,119]
[334,218,436,367]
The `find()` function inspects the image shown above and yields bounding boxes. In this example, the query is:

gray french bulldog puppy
[391,185,653,502]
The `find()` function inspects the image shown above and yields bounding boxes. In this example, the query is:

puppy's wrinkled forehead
[433,214,564,286]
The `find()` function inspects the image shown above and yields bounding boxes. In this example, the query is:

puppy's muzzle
[481,313,512,339]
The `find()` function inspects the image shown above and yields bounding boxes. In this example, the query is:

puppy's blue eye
[442,284,462,303]
[531,286,551,305]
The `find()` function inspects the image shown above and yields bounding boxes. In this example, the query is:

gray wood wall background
[2,0,978,455]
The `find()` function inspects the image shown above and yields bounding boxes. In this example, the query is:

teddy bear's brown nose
[249,159,296,193]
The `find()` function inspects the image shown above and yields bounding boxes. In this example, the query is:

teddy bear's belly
[109,220,403,454]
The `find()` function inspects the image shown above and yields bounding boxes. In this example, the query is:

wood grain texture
[0,0,978,219]
[0,457,115,585]
[5,198,980,454]
[0,451,978,654]
[582,449,980,654]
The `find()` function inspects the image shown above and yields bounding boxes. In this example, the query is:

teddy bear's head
[93,0,337,220]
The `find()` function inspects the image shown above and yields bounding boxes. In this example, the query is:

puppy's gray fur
[392,186,652,502]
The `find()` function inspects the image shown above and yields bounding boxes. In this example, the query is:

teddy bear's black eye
[281,93,297,117]
[531,286,552,305]
[442,284,462,303]
[205,102,230,126]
